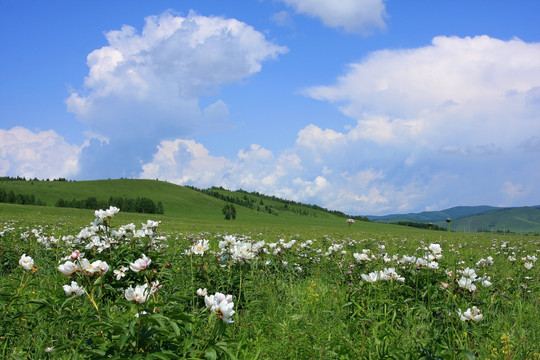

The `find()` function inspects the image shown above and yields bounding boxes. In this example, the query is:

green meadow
[1,180,539,359]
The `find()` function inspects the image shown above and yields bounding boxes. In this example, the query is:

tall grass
[0,205,539,359]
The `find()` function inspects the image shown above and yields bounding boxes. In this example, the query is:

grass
[1,197,539,359]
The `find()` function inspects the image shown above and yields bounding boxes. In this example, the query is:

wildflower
[204,294,216,309]
[458,276,477,292]
[215,292,233,304]
[58,261,78,275]
[94,206,120,222]
[63,281,85,296]
[130,254,152,272]
[400,255,416,265]
[427,261,439,270]
[191,239,210,255]
[415,258,428,267]
[462,267,477,279]
[44,347,55,353]
[197,288,207,296]
[219,235,237,250]
[525,262,533,270]
[476,256,493,267]
[230,242,258,263]
[458,306,483,322]
[89,260,109,275]
[150,280,162,294]
[79,259,109,276]
[70,250,80,260]
[125,284,150,303]
[382,267,405,282]
[208,293,235,323]
[361,271,379,283]
[428,243,442,256]
[113,266,128,280]
[19,254,35,271]
[481,277,493,287]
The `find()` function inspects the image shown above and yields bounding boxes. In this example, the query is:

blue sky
[1,0,540,215]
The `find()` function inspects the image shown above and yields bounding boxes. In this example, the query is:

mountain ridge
[367,205,540,233]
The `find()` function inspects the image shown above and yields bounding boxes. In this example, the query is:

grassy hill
[368,203,540,234]
[0,178,393,235]
[4,178,537,234]
[443,206,540,234]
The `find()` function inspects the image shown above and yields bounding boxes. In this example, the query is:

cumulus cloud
[300,35,540,212]
[280,0,386,34]
[0,127,82,179]
[139,35,540,214]
[140,139,231,187]
[140,140,288,193]
[306,36,540,148]
[66,10,287,179]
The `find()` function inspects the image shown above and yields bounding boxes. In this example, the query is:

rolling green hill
[3,178,537,234]
[442,206,540,234]
[0,178,384,235]
[368,204,540,234]
[367,205,499,223]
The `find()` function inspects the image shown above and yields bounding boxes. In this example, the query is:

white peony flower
[63,281,85,296]
[130,254,152,272]
[191,239,210,256]
[197,288,207,296]
[58,260,78,275]
[458,306,483,322]
[125,284,150,303]
[361,271,379,283]
[19,254,34,271]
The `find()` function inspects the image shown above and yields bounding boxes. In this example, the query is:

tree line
[188,186,370,221]
[395,221,446,231]
[0,188,47,206]
[56,196,164,214]
[0,176,68,182]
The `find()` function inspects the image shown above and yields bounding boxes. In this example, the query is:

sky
[1,0,540,216]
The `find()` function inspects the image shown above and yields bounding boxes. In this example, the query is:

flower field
[1,206,539,359]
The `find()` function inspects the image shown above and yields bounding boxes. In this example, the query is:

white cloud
[0,127,82,179]
[271,11,295,28]
[305,36,540,151]
[501,181,528,205]
[66,10,287,178]
[111,35,540,214]
[238,144,274,162]
[280,0,386,34]
[140,139,231,187]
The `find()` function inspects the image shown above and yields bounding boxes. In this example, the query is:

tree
[222,203,236,220]
[156,201,164,215]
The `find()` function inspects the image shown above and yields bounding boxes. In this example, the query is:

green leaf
[216,342,238,360]
[148,353,171,360]
[461,350,476,360]
[119,333,130,350]
[205,347,217,360]
[93,275,104,286]
[88,349,106,356]
[170,320,181,336]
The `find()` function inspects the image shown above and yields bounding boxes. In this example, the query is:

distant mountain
[367,205,500,223]
[447,206,540,233]
[368,205,540,233]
